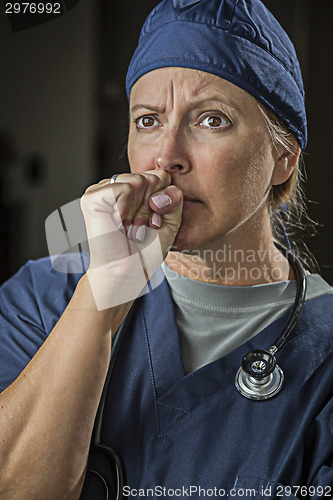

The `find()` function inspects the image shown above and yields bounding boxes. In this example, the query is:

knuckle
[121,182,134,196]
[118,173,148,192]
[145,171,169,190]
[80,191,93,211]
[132,173,148,189]
[133,208,151,225]
[160,169,171,180]
[84,184,97,194]
[157,169,171,184]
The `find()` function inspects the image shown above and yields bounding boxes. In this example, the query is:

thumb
[149,185,183,254]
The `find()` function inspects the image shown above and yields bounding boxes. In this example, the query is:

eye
[200,114,229,129]
[136,115,159,129]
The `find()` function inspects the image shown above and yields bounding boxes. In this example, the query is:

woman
[0,0,332,499]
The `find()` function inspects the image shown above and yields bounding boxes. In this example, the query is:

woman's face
[128,67,284,252]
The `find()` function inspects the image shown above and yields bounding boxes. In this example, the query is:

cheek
[127,131,154,173]
[203,132,275,217]
[221,130,274,190]
[245,139,276,200]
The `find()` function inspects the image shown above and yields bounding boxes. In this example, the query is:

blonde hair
[257,101,318,272]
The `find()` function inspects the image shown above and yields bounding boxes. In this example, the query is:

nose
[155,128,191,174]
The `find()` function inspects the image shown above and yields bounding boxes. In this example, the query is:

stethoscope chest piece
[233,244,307,402]
[235,349,284,401]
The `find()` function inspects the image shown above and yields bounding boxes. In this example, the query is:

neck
[165,225,294,287]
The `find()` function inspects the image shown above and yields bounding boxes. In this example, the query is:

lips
[174,185,201,208]
[182,197,201,209]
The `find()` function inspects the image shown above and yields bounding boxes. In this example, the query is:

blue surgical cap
[126,0,307,150]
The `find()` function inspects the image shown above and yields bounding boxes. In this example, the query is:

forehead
[129,67,252,109]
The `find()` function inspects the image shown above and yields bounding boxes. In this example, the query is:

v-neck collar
[141,277,292,434]
[142,276,185,399]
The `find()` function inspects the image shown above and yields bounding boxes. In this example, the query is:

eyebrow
[193,97,240,111]
[130,104,165,116]
[130,97,239,116]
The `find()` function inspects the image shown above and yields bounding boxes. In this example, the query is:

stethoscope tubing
[89,303,136,500]
[271,243,307,353]
[87,243,307,497]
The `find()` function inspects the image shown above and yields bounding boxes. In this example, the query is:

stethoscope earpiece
[235,349,284,401]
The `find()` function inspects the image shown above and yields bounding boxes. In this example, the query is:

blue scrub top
[1,258,333,499]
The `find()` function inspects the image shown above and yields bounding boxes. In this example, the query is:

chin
[170,225,208,254]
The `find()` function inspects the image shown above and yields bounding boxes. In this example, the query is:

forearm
[0,274,132,500]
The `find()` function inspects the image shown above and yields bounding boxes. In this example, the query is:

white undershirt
[162,263,332,374]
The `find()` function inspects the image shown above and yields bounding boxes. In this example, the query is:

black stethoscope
[235,243,307,400]
[86,243,307,499]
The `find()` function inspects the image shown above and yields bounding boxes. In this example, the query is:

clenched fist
[80,170,183,309]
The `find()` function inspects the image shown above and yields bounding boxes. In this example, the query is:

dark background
[0,0,332,284]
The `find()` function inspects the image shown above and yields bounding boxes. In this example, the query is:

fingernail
[151,193,171,209]
[151,212,162,228]
[135,225,146,242]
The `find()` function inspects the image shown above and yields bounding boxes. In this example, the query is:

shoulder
[302,291,333,328]
[297,273,333,332]
[287,291,333,360]
[0,255,84,392]
[0,255,85,339]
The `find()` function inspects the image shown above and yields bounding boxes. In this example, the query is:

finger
[84,179,144,233]
[117,170,171,221]
[148,185,183,233]
[84,178,112,194]
[149,185,184,253]
[83,171,173,242]
[149,185,183,216]
[114,169,171,191]
[120,171,172,239]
